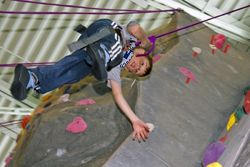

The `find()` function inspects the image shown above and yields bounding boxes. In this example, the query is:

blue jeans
[30,49,92,93]
[30,19,120,94]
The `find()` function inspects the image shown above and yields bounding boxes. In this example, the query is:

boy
[10,19,153,142]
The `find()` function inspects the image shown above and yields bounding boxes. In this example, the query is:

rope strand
[12,0,178,13]
[0,4,249,65]
[156,4,250,39]
[0,9,180,15]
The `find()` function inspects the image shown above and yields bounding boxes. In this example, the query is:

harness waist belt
[68,27,116,52]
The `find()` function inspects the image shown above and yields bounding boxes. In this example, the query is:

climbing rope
[0,121,21,134]
[12,0,178,13]
[1,0,181,15]
[0,119,22,127]
[0,62,55,67]
[136,4,250,57]
[0,3,249,65]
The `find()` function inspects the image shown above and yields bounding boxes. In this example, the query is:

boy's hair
[140,56,153,77]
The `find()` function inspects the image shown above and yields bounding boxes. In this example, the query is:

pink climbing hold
[209,34,230,55]
[212,34,226,49]
[5,154,13,166]
[76,98,96,106]
[179,67,196,84]
[66,116,87,133]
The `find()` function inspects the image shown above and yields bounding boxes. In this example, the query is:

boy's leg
[30,49,92,93]
[10,49,93,100]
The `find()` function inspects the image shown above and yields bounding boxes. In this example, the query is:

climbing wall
[104,12,250,167]
[5,77,138,167]
[3,12,250,167]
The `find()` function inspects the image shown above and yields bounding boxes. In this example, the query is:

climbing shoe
[10,64,30,100]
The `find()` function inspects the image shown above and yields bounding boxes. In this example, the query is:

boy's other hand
[132,119,150,142]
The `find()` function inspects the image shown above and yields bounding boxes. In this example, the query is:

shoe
[10,64,30,100]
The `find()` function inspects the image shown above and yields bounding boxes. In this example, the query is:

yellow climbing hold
[226,112,236,131]
[207,162,223,167]
[41,93,53,102]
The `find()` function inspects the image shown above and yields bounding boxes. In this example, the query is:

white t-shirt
[106,21,138,88]
[107,49,134,88]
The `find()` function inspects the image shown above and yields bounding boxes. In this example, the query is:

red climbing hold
[179,67,196,84]
[244,90,250,114]
[21,115,31,129]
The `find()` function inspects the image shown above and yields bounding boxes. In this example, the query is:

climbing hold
[179,67,196,84]
[4,154,13,166]
[41,93,53,102]
[57,94,70,103]
[226,112,236,131]
[192,47,202,57]
[219,134,227,143]
[56,148,67,157]
[66,116,87,133]
[76,98,96,106]
[243,90,250,114]
[209,34,230,55]
[146,123,155,132]
[213,34,226,49]
[21,115,31,129]
[235,107,245,120]
[202,141,225,167]
[206,162,223,167]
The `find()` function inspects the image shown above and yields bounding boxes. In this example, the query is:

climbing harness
[68,26,116,53]
[67,23,123,80]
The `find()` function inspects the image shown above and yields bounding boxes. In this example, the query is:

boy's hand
[132,119,150,142]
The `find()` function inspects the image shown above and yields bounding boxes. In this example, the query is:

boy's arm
[126,22,152,50]
[110,79,149,141]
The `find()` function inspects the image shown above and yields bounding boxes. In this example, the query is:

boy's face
[125,55,150,76]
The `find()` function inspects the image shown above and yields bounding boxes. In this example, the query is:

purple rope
[0,9,180,15]
[136,36,156,57]
[0,62,55,67]
[0,5,249,65]
[12,0,179,13]
[156,4,250,39]
[136,4,250,57]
